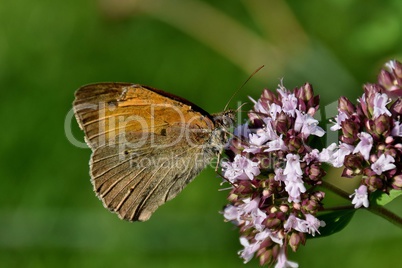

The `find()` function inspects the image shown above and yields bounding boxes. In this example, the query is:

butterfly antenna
[223,65,265,111]
[235,102,249,113]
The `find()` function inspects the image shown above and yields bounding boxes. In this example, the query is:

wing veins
[129,147,195,220]
[100,167,146,199]
[91,156,132,180]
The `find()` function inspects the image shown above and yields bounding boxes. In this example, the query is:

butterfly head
[212,109,236,130]
[208,110,236,154]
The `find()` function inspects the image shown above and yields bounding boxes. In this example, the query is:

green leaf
[310,210,356,238]
[371,189,402,206]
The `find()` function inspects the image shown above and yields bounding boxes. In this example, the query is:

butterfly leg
[215,153,221,172]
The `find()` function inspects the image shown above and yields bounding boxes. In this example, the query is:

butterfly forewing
[74,83,219,221]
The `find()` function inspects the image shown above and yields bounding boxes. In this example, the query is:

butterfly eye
[223,117,228,125]
[223,114,232,126]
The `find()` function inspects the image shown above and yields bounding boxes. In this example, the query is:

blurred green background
[1,0,402,267]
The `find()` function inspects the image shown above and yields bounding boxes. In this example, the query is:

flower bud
[357,96,369,118]
[274,112,291,134]
[233,180,254,195]
[227,193,238,202]
[385,146,397,158]
[288,135,305,154]
[260,237,274,249]
[343,154,363,175]
[391,174,402,189]
[342,167,355,178]
[261,89,277,104]
[295,83,314,101]
[292,202,301,210]
[341,119,359,143]
[338,96,356,116]
[372,114,392,137]
[301,192,324,214]
[271,244,280,259]
[301,198,318,214]
[390,98,402,116]
[258,248,273,266]
[387,60,402,78]
[385,136,394,144]
[256,153,274,170]
[364,83,382,98]
[313,191,325,200]
[363,84,383,116]
[362,169,383,191]
[279,204,289,213]
[289,232,302,252]
[265,215,282,229]
[378,70,402,99]
[378,69,394,89]
[308,95,320,112]
[306,163,325,183]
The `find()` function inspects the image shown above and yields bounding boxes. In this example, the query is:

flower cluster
[221,82,326,267]
[323,60,402,208]
[219,60,402,267]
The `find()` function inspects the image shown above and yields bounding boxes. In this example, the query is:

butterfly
[73,83,235,221]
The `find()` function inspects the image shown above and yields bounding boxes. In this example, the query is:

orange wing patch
[74,83,214,150]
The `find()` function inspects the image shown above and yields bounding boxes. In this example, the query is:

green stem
[321,181,402,228]
[321,181,350,200]
[368,205,402,228]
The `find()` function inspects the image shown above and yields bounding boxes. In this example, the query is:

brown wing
[73,83,214,150]
[90,132,213,221]
[73,83,215,221]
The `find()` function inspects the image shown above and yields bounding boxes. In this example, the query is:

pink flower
[223,197,261,223]
[269,103,282,120]
[250,97,270,115]
[283,214,299,231]
[391,120,402,137]
[295,110,325,137]
[299,214,325,236]
[278,87,298,117]
[244,133,267,153]
[303,149,320,165]
[265,135,287,152]
[320,142,355,168]
[353,132,373,160]
[330,111,348,131]
[285,177,306,203]
[222,155,260,183]
[318,143,338,163]
[244,119,278,153]
[252,208,268,231]
[243,197,260,213]
[284,154,303,176]
[274,168,286,182]
[238,237,260,263]
[275,245,299,268]
[335,143,355,166]
[283,154,305,202]
[255,229,283,246]
[371,154,396,175]
[350,185,369,208]
[284,214,325,236]
[372,93,391,118]
[223,205,241,222]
